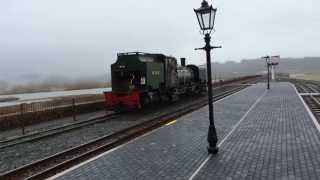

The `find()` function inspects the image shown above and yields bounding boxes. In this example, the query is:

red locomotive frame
[104,90,141,109]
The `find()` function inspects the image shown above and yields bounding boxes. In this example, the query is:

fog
[1,0,320,84]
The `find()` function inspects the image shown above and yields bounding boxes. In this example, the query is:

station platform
[50,82,320,180]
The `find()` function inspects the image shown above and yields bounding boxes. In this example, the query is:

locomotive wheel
[166,93,173,102]
[141,94,151,107]
[152,92,161,103]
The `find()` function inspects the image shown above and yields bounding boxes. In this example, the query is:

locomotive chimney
[180,58,186,66]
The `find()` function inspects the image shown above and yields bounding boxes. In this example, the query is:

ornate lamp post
[262,55,280,90]
[194,0,221,154]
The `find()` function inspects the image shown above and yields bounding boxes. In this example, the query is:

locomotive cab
[104,52,176,110]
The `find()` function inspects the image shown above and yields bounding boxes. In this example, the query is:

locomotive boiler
[177,58,207,95]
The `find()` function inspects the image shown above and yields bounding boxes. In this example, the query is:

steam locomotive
[104,52,207,110]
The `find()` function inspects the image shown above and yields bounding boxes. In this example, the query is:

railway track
[307,81,320,93]
[0,85,248,180]
[303,95,320,122]
[290,79,320,93]
[0,112,120,149]
[292,79,320,121]
[294,81,315,93]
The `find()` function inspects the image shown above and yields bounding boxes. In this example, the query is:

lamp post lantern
[194,0,221,154]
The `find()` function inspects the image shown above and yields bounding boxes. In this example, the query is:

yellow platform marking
[165,120,177,126]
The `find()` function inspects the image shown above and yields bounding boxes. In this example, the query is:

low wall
[0,101,105,130]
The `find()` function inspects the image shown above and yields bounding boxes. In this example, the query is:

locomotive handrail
[117,52,164,56]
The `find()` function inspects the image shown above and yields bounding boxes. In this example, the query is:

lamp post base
[207,125,219,154]
[207,146,219,154]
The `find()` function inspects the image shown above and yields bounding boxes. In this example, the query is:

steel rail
[0,112,120,149]
[291,79,319,93]
[303,95,320,121]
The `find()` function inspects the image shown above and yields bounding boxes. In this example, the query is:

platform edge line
[188,155,212,180]
[217,90,267,147]
[291,83,320,133]
[188,89,267,180]
[212,84,254,105]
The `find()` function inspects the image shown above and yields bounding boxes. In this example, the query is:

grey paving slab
[194,82,320,180]
[53,83,266,180]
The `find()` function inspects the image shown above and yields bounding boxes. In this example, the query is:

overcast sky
[0,0,319,81]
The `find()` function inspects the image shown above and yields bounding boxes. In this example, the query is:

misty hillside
[1,57,319,95]
[210,57,320,79]
[0,75,110,95]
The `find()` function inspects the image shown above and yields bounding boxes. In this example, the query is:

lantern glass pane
[210,9,216,29]
[202,12,211,29]
[196,12,204,29]
[209,11,212,28]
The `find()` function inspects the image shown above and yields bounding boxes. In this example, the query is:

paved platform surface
[51,82,320,180]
